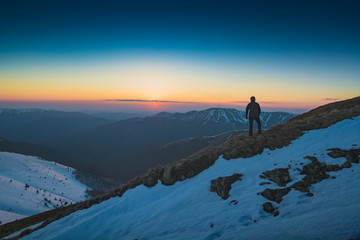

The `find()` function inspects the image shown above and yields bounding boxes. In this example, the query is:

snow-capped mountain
[0,152,90,225]
[153,108,295,130]
[3,97,358,240]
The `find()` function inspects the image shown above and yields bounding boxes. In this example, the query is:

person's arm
[258,103,261,114]
[246,103,250,119]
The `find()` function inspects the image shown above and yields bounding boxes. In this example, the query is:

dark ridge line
[1,96,359,239]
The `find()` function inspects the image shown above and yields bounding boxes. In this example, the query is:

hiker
[245,96,261,136]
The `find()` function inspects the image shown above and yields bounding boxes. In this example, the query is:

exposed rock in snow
[262,168,291,187]
[261,187,291,203]
[327,148,360,163]
[260,148,360,213]
[262,202,279,217]
[210,173,243,200]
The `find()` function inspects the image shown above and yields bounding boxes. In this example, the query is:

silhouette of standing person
[246,96,261,136]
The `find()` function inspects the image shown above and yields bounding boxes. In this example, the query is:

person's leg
[249,118,254,136]
[255,117,261,134]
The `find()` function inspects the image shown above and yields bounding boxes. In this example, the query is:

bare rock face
[290,150,359,193]
[262,168,291,187]
[304,156,318,162]
[346,149,360,163]
[301,156,329,183]
[291,181,310,192]
[326,164,342,172]
[263,201,280,217]
[327,148,360,164]
[327,148,347,158]
[260,187,291,203]
[290,155,334,193]
[162,146,218,185]
[210,173,243,200]
[342,161,352,168]
[263,202,275,213]
[142,166,164,187]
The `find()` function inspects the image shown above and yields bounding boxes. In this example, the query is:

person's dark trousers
[249,117,261,136]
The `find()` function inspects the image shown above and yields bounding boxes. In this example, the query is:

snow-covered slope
[0,152,89,225]
[23,116,360,240]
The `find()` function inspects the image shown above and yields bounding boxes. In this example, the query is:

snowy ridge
[0,152,89,225]
[154,108,295,129]
[22,116,360,240]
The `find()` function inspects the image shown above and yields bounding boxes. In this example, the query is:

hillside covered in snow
[18,116,360,240]
[0,97,359,240]
[0,153,89,225]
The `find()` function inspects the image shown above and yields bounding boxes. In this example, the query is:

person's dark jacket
[246,101,261,118]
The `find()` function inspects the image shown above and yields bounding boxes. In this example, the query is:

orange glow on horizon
[0,97,339,113]
[1,57,358,112]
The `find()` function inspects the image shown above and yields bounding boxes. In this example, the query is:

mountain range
[0,108,295,181]
[0,109,111,146]
[58,108,295,180]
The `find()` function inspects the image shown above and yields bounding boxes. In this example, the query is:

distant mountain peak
[147,107,296,128]
[153,111,172,117]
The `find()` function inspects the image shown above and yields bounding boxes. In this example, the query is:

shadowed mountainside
[116,130,245,180]
[0,138,68,164]
[58,108,294,180]
[0,109,111,146]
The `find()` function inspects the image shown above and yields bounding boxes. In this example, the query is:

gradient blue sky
[0,0,359,113]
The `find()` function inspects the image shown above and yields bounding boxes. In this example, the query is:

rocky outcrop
[260,187,291,203]
[210,173,243,200]
[300,156,330,183]
[289,157,336,193]
[161,146,218,185]
[291,180,311,192]
[263,202,275,213]
[342,161,352,168]
[290,150,359,193]
[327,148,360,164]
[262,168,291,187]
[142,166,164,187]
[263,202,280,217]
[261,148,360,216]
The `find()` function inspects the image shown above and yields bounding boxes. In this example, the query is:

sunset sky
[1,0,359,113]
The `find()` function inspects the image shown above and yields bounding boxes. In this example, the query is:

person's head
[250,96,256,102]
